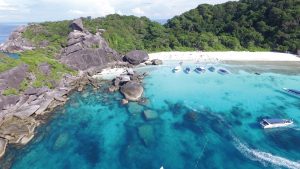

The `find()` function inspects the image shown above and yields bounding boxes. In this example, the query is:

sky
[0,0,234,22]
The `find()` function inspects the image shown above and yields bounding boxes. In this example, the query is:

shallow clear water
[1,62,300,169]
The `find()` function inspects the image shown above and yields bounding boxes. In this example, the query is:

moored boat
[194,67,206,74]
[172,66,182,73]
[218,68,229,75]
[260,118,293,129]
[208,66,215,72]
[283,88,300,98]
[184,67,191,74]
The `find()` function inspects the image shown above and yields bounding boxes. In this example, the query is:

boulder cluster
[59,19,122,70]
[109,68,146,102]
[0,18,163,158]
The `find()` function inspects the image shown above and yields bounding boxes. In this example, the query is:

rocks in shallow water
[138,125,155,146]
[151,59,163,65]
[124,50,149,65]
[143,110,158,121]
[0,138,8,158]
[120,81,143,101]
[121,99,129,105]
[53,133,69,150]
[0,116,37,144]
[184,112,199,122]
[127,102,144,115]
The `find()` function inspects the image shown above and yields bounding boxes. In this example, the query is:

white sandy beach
[149,51,300,62]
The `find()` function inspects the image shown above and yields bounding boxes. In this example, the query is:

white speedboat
[194,67,206,74]
[283,88,300,98]
[172,66,182,73]
[260,119,293,129]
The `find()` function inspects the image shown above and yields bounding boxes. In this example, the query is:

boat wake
[233,137,300,169]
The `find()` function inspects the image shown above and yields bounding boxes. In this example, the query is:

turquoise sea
[1,61,300,169]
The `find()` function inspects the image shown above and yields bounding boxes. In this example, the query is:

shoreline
[1,51,299,160]
[149,51,300,62]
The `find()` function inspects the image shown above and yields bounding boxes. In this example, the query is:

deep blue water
[1,62,300,169]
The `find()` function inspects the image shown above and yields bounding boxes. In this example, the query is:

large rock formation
[60,19,121,70]
[120,81,143,101]
[0,26,35,52]
[0,64,28,91]
[124,50,149,65]
[0,116,37,145]
[70,19,84,32]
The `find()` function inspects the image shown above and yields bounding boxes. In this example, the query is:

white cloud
[0,0,17,11]
[68,9,84,15]
[131,7,144,16]
[0,0,236,22]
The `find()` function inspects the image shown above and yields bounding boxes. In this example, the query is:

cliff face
[59,19,122,70]
[0,26,35,53]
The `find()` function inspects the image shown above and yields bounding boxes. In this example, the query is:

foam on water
[233,137,300,169]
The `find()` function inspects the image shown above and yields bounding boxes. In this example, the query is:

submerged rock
[184,112,199,122]
[143,110,158,121]
[0,138,8,158]
[127,102,144,115]
[138,125,155,146]
[120,81,143,101]
[124,50,149,65]
[53,133,69,150]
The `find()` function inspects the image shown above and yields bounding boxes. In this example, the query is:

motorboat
[194,67,206,74]
[260,119,293,129]
[283,88,300,98]
[184,67,191,74]
[172,66,182,73]
[208,66,215,72]
[218,68,229,75]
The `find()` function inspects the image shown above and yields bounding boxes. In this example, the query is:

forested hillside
[166,0,299,52]
[21,0,300,54]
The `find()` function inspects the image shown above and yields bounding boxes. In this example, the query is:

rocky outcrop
[0,95,19,110]
[0,26,35,52]
[0,64,28,91]
[39,63,51,76]
[124,50,149,65]
[0,138,7,158]
[0,116,37,145]
[60,19,121,70]
[70,19,84,32]
[120,81,143,101]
